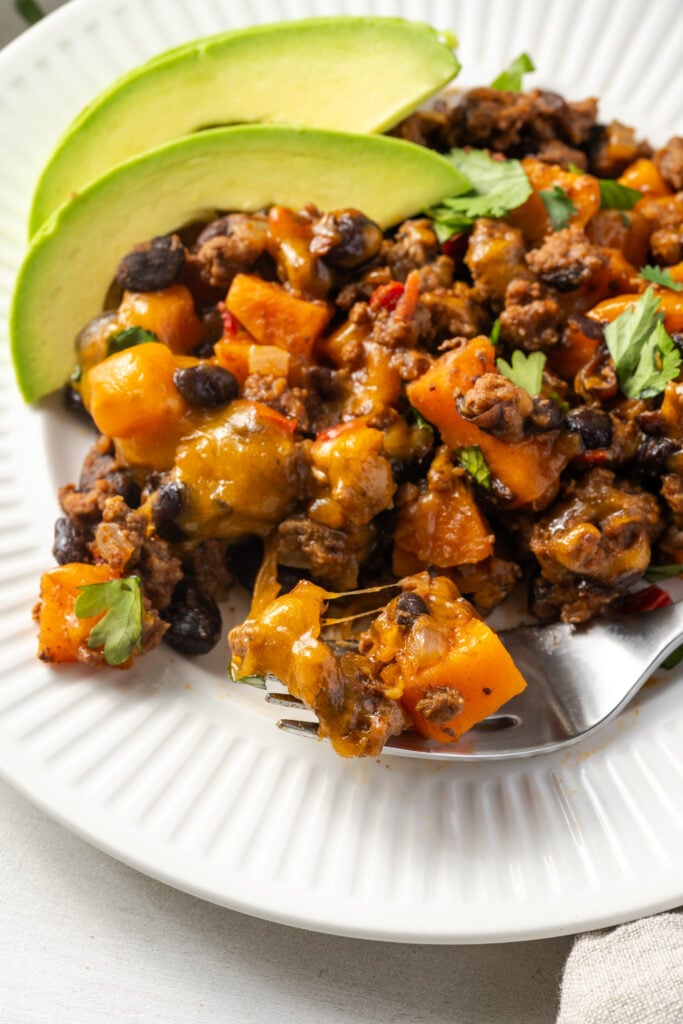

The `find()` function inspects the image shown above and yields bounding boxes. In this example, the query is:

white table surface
[0,3,573,1020]
[0,778,573,1023]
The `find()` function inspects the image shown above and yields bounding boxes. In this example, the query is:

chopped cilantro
[662,644,683,670]
[491,53,535,92]
[538,186,577,230]
[644,564,683,582]
[565,169,640,211]
[496,349,546,396]
[15,0,45,25]
[228,662,268,688]
[437,29,460,51]
[639,265,683,292]
[550,391,570,413]
[598,179,641,210]
[604,287,682,399]
[457,446,492,489]
[409,404,432,432]
[74,576,143,667]
[106,326,159,356]
[489,319,501,346]
[426,149,532,242]
[628,319,681,398]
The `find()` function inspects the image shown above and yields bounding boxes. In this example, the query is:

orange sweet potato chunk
[36,563,119,664]
[118,283,203,354]
[393,449,494,569]
[86,342,190,439]
[407,339,567,510]
[587,291,683,333]
[226,273,331,358]
[400,615,527,744]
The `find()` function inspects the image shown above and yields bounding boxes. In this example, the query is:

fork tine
[265,692,306,709]
[277,718,320,738]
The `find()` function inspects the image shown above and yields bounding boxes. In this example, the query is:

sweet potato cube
[226,273,331,358]
[36,563,119,664]
[407,339,567,510]
[393,448,494,569]
[400,615,527,744]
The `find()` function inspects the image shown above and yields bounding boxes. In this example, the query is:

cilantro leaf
[604,287,681,399]
[639,265,683,292]
[662,644,683,670]
[627,319,681,399]
[457,446,492,489]
[426,150,532,241]
[106,326,159,356]
[74,576,143,666]
[228,661,268,688]
[644,563,683,582]
[496,349,546,395]
[598,179,641,210]
[491,53,535,92]
[604,287,662,381]
[566,167,641,217]
[15,0,45,25]
[538,187,577,230]
[409,404,432,432]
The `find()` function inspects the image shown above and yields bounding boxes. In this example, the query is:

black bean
[62,384,94,426]
[307,365,341,401]
[636,409,667,437]
[75,311,119,355]
[152,480,187,543]
[106,470,141,508]
[671,332,683,356]
[173,364,238,408]
[567,314,605,342]
[162,586,222,656]
[310,209,383,269]
[196,307,225,354]
[52,517,92,565]
[565,407,613,449]
[395,591,430,627]
[529,396,566,433]
[116,234,185,292]
[538,266,587,292]
[227,536,264,592]
[528,573,560,623]
[636,436,679,475]
[196,216,232,245]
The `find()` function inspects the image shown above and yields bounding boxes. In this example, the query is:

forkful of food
[228,570,683,761]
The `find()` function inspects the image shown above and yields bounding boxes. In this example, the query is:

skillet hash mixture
[35,84,683,756]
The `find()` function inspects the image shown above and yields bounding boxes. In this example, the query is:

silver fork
[266,601,683,760]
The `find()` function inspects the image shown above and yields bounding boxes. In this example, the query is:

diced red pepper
[217,300,238,337]
[315,418,367,444]
[394,270,420,322]
[369,280,404,313]
[572,449,610,466]
[616,585,673,614]
[441,231,468,261]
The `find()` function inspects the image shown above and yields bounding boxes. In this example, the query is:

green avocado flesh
[12,125,469,402]
[28,16,459,234]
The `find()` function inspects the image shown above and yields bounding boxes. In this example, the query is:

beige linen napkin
[557,910,683,1023]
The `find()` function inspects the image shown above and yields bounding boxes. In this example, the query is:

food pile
[14,20,683,757]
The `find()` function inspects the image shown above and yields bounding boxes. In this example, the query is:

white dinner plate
[1,0,682,943]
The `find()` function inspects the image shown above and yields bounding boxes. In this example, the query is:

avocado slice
[29,16,459,234]
[12,125,469,403]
